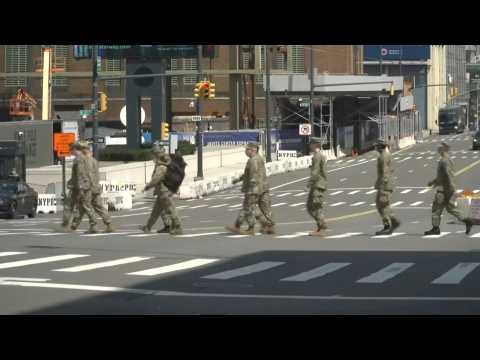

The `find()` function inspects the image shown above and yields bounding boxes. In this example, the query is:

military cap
[439,142,450,151]
[310,137,323,145]
[375,139,387,147]
[77,141,91,150]
[246,141,260,149]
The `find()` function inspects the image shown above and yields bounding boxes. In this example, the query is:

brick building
[0,45,363,128]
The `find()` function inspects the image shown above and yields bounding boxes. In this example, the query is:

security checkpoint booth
[267,73,406,156]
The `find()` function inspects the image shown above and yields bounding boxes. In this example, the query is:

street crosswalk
[3,250,480,288]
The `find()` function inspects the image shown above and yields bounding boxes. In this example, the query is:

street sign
[80,110,94,118]
[95,137,105,144]
[53,133,75,157]
[299,101,310,108]
[192,115,202,122]
[299,124,312,136]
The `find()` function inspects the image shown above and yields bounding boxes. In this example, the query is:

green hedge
[177,140,196,156]
[99,141,196,162]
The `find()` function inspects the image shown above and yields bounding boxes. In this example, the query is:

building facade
[0,45,363,128]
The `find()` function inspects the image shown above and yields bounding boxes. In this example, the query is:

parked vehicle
[0,181,38,219]
[438,106,467,134]
[473,130,480,150]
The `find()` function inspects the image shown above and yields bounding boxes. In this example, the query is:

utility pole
[91,45,99,159]
[477,81,479,130]
[309,45,314,150]
[265,45,272,162]
[195,45,204,181]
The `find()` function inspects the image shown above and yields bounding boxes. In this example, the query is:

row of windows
[1,45,307,88]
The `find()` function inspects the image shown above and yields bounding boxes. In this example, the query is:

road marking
[371,232,406,239]
[470,232,480,238]
[290,202,304,207]
[128,258,219,276]
[54,257,152,273]
[281,263,351,282]
[422,232,450,239]
[419,188,431,194]
[177,232,226,238]
[129,206,150,211]
[209,203,229,208]
[424,164,429,167]
[348,190,360,195]
[0,254,89,270]
[346,159,355,163]
[34,233,67,236]
[335,160,344,164]
[392,201,404,207]
[416,156,423,159]
[81,232,132,237]
[350,202,365,207]
[402,156,412,161]
[410,201,424,206]
[272,202,287,207]
[330,191,344,195]
[340,178,347,182]
[454,158,480,177]
[202,261,285,280]
[276,232,309,239]
[462,156,468,159]
[294,192,307,197]
[326,232,363,239]
[473,190,480,194]
[329,202,346,207]
[128,234,161,237]
[427,156,434,159]
[366,190,377,194]
[0,233,25,236]
[176,205,188,209]
[189,205,208,209]
[451,156,457,159]
[0,252,27,257]
[361,171,367,174]
[432,263,480,284]
[226,235,250,238]
[357,263,414,283]
[401,189,412,194]
[276,193,291,198]
[228,204,243,208]
[111,212,151,219]
[456,189,463,194]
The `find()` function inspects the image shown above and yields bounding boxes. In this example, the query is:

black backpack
[163,154,187,193]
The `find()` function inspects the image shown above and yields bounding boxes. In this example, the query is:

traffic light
[208,82,216,99]
[161,122,169,141]
[202,81,210,99]
[194,82,202,98]
[97,92,108,112]
[202,45,218,59]
[390,84,395,96]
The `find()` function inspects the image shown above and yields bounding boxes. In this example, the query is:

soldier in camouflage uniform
[139,144,183,235]
[60,142,81,230]
[77,144,115,233]
[70,142,99,234]
[307,137,328,236]
[374,139,401,235]
[425,142,473,235]
[226,142,275,235]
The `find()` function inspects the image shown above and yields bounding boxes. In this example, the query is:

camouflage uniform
[85,153,112,227]
[141,150,182,235]
[61,162,79,227]
[307,139,328,232]
[426,143,471,234]
[232,143,274,233]
[374,141,400,234]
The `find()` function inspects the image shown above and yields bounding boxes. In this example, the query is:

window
[170,58,179,86]
[4,45,29,87]
[51,45,70,87]
[183,58,198,85]
[256,45,265,84]
[105,58,122,87]
[288,45,305,73]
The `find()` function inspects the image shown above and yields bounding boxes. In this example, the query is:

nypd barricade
[98,181,134,211]
[37,194,57,214]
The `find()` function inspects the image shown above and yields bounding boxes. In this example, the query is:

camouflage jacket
[374,150,394,191]
[73,154,92,192]
[240,154,269,195]
[145,157,171,194]
[85,156,102,194]
[309,151,327,190]
[430,154,456,193]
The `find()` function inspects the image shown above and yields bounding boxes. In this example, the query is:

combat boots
[375,225,392,236]
[169,219,183,236]
[261,225,276,235]
[239,227,255,236]
[391,218,401,232]
[85,225,99,234]
[424,227,441,235]
[138,225,151,233]
[104,223,115,233]
[157,226,171,233]
[225,223,241,234]
[465,219,473,235]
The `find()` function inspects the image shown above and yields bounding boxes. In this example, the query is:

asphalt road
[1,132,480,314]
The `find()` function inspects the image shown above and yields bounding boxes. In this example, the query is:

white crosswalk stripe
[294,192,307,197]
[325,232,363,239]
[371,232,405,239]
[350,202,365,207]
[54,256,152,272]
[410,201,424,206]
[202,261,285,280]
[330,191,344,195]
[366,190,377,194]
[391,201,404,207]
[276,193,291,198]
[177,232,225,238]
[209,203,229,208]
[432,263,480,284]
[0,254,89,270]
[276,232,309,239]
[127,258,219,276]
[401,189,412,194]
[0,251,27,257]
[416,156,423,159]
[189,205,208,209]
[357,263,414,283]
[470,232,480,238]
[348,190,360,195]
[329,202,346,207]
[450,156,457,159]
[280,263,351,282]
[289,202,304,207]
[272,203,287,207]
[422,232,450,239]
[418,189,430,194]
[228,204,242,208]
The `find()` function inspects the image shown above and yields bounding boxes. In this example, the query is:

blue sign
[202,131,261,146]
[364,45,430,61]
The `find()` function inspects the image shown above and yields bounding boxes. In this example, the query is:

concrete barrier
[398,136,416,149]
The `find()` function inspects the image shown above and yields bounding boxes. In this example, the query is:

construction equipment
[9,89,37,119]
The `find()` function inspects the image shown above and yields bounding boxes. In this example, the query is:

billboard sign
[364,45,430,61]
[75,45,198,59]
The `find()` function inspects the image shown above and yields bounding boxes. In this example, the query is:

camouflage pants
[307,188,326,229]
[236,191,275,229]
[72,191,111,228]
[432,191,464,227]
[62,189,79,226]
[146,190,180,230]
[376,190,397,227]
